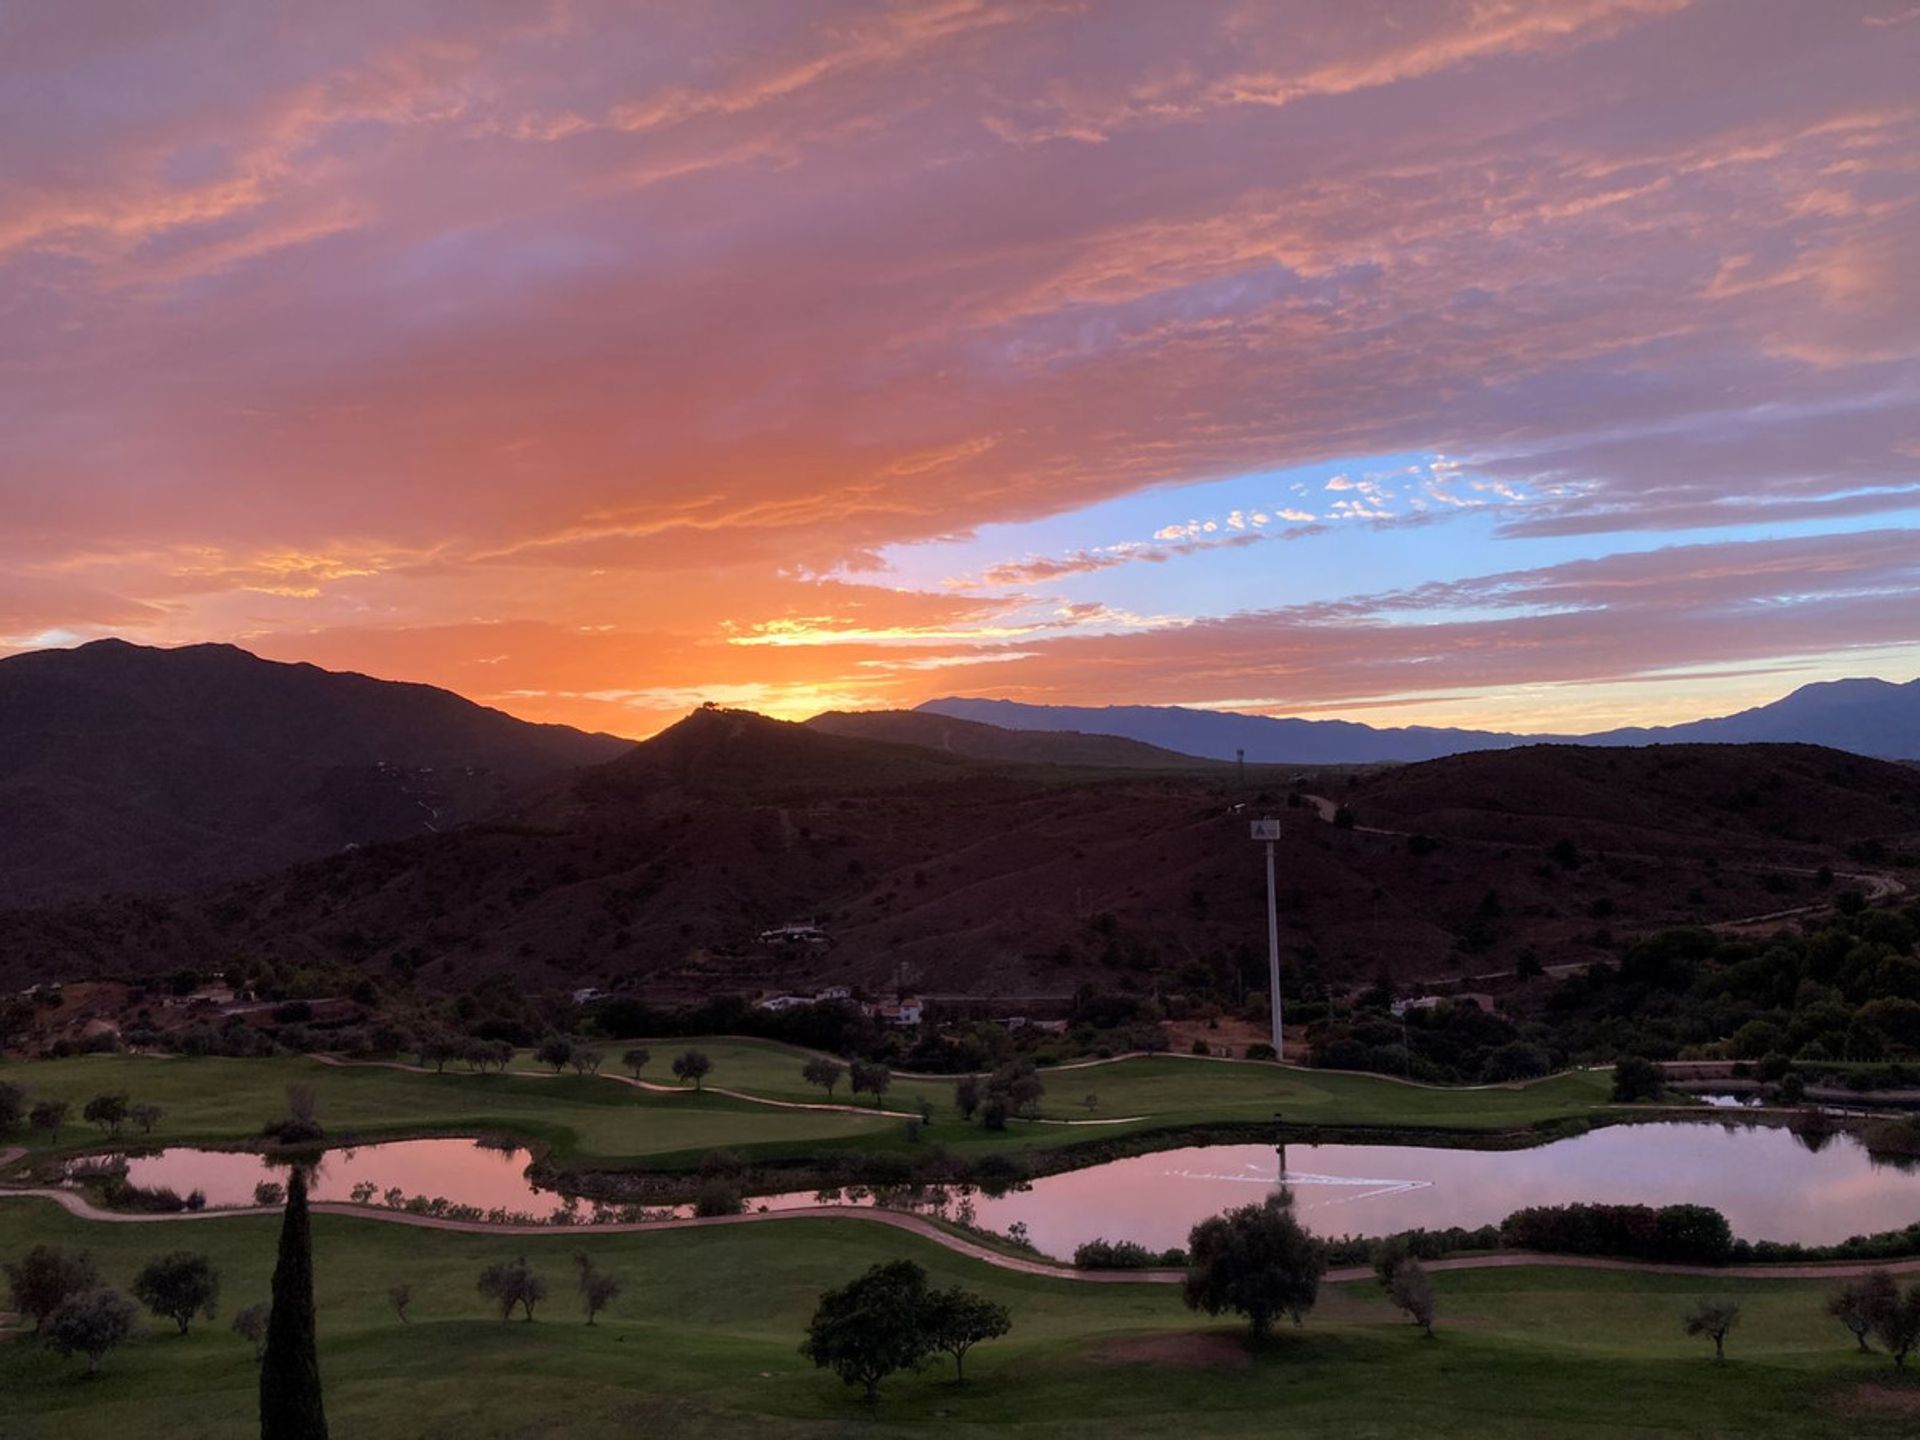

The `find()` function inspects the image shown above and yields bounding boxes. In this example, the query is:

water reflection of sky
[110,1123,1920,1263]
[123,1139,567,1218]
[958,1123,1920,1258]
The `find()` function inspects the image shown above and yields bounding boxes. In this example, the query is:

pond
[937,1122,1920,1258]
[106,1138,577,1221]
[84,1121,1920,1261]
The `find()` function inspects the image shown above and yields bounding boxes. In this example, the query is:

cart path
[6,1186,1916,1288]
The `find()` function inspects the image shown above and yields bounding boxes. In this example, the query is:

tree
[987,1060,1044,1118]
[1387,1258,1437,1337]
[477,1257,548,1321]
[673,1049,712,1090]
[44,1287,139,1375]
[849,1060,891,1107]
[233,1300,271,1360]
[255,1180,286,1207]
[259,1166,329,1439]
[535,1036,575,1073]
[953,1076,981,1120]
[389,1282,413,1323]
[1867,1273,1920,1366]
[622,1047,652,1080]
[83,1092,130,1136]
[801,1260,935,1400]
[802,1056,845,1098]
[1611,1056,1665,1103]
[574,1254,620,1325]
[130,1102,164,1135]
[29,1098,69,1142]
[133,1250,221,1334]
[923,1287,1011,1383]
[1182,1190,1327,1342]
[570,1046,605,1076]
[1828,1274,1893,1352]
[4,1244,98,1331]
[1683,1297,1739,1361]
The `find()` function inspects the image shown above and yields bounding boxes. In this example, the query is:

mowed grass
[0,1053,890,1168]
[0,1042,1614,1173]
[3,1196,1916,1439]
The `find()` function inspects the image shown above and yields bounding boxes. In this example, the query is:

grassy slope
[2,1198,1914,1439]
[1,1045,1614,1172]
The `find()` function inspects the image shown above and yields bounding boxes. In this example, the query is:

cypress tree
[259,1166,328,1439]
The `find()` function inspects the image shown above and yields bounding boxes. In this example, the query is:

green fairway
[0,1053,891,1170]
[2,1196,1915,1438]
[0,1044,1615,1177]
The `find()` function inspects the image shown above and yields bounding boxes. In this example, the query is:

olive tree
[622,1047,652,1080]
[535,1036,575,1073]
[801,1260,934,1401]
[672,1049,712,1090]
[45,1287,140,1375]
[232,1300,271,1360]
[573,1253,621,1325]
[129,1102,164,1135]
[4,1244,98,1331]
[29,1098,69,1142]
[1867,1273,1920,1366]
[1828,1273,1894,1352]
[1387,1257,1437,1337]
[477,1257,548,1321]
[132,1250,221,1335]
[83,1092,130,1136]
[1182,1190,1326,1343]
[1683,1297,1740,1361]
[923,1286,1011,1383]
[802,1056,845,1098]
[849,1060,891,1107]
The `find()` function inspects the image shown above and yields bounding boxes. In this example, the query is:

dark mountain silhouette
[920,676,1920,764]
[0,639,631,903]
[804,708,1221,770]
[5,708,1914,1000]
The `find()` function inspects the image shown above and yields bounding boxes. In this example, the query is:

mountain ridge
[0,638,633,904]
[918,676,1920,764]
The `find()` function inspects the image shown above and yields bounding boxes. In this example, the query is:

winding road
[4,1185,1915,1288]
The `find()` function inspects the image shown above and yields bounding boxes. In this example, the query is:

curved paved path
[310,1054,1149,1125]
[6,1186,1915,1288]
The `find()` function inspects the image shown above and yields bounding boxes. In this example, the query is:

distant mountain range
[0,639,631,904]
[920,676,1920,765]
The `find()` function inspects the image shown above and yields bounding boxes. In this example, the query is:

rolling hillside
[4,709,1914,1001]
[0,639,632,903]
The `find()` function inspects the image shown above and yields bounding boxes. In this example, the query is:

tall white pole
[1265,837,1283,1060]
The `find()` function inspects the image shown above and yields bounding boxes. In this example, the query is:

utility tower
[1250,817,1283,1059]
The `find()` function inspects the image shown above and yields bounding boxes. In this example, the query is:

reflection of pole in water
[1274,1109,1287,1185]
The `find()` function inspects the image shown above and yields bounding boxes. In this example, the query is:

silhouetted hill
[921,676,1920,763]
[0,639,632,903]
[805,709,1222,770]
[6,718,1913,1001]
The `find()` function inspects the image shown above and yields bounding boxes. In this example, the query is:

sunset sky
[4,0,1918,738]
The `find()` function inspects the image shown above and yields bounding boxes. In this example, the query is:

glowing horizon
[5,2,1918,738]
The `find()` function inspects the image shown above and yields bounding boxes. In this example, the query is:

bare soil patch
[1096,1330,1252,1370]
[1839,1382,1920,1416]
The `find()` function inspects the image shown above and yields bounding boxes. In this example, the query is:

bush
[1501,1202,1732,1264]
[1245,1042,1278,1062]
[1073,1238,1163,1270]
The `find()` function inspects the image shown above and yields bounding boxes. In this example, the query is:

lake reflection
[96,1122,1920,1263]
[119,1138,568,1218]
[945,1122,1920,1258]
